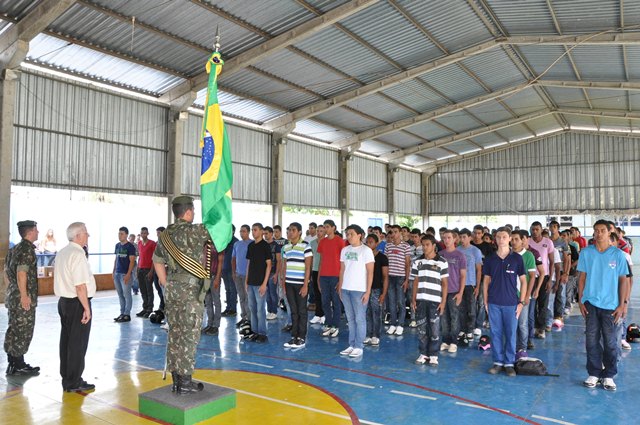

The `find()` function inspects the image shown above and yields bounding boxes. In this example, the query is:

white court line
[333,378,375,389]
[390,389,437,400]
[113,357,155,371]
[240,360,274,369]
[532,414,577,425]
[283,368,320,378]
[455,402,510,413]
[235,388,383,424]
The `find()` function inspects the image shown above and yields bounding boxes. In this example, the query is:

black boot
[175,375,204,394]
[13,355,40,375]
[5,354,16,375]
[171,372,179,392]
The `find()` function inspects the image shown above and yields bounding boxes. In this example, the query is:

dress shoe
[114,314,123,322]
[65,380,95,392]
[116,315,131,323]
[205,327,219,336]
[135,310,146,317]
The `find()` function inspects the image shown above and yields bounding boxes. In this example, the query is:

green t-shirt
[519,249,537,296]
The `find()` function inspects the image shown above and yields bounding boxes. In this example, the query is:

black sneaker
[236,319,247,328]
[284,338,296,348]
[221,310,230,316]
[281,324,293,332]
[143,311,152,318]
[527,341,535,350]
[201,326,212,334]
[505,366,516,377]
[65,380,95,392]
[205,327,219,336]
[135,310,146,317]
[13,363,40,375]
[225,310,237,317]
[256,335,268,343]
[117,315,131,323]
[114,314,123,322]
[293,338,306,348]
[245,332,259,341]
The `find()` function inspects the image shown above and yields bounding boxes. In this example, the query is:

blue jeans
[113,273,132,316]
[387,275,406,326]
[517,303,530,351]
[366,289,383,338]
[247,285,267,335]
[342,290,367,349]
[528,298,537,342]
[488,303,518,367]
[267,275,278,314]
[441,293,460,344]
[131,265,139,293]
[584,301,618,378]
[475,290,486,328]
[417,300,441,357]
[320,276,341,328]
[222,269,236,312]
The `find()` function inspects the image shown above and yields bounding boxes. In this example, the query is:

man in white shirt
[54,222,96,393]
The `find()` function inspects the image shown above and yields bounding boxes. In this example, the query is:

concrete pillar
[166,110,188,223]
[339,151,351,229]
[420,165,437,231]
[386,164,397,225]
[271,136,285,226]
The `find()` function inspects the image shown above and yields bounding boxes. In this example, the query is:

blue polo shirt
[577,245,629,310]
[482,251,525,306]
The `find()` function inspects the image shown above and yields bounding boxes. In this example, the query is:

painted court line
[390,389,437,400]
[240,360,274,369]
[456,401,510,413]
[114,358,156,371]
[333,378,375,389]
[532,415,576,425]
[283,368,320,378]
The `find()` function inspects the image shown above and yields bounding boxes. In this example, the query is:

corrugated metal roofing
[585,89,629,110]
[460,48,527,91]
[569,46,626,81]
[465,100,514,124]
[551,0,620,33]
[381,79,449,114]
[375,131,424,149]
[498,88,548,116]
[419,64,487,103]
[517,45,577,80]
[435,110,486,133]
[446,140,482,155]
[0,0,35,19]
[359,140,396,156]
[293,119,352,143]
[314,107,381,133]
[545,87,590,109]
[483,0,557,35]
[406,120,455,141]
[346,93,415,123]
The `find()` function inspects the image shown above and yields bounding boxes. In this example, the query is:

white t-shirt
[340,244,374,292]
[54,242,97,298]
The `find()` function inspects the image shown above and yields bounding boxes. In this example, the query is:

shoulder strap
[159,231,208,279]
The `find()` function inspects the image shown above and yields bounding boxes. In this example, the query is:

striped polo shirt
[282,239,313,285]
[384,241,411,277]
[410,254,449,303]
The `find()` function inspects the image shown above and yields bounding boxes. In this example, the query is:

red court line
[241,351,541,425]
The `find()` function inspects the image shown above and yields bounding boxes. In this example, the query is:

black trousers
[138,268,154,312]
[286,283,308,339]
[311,271,324,317]
[535,275,550,330]
[58,297,92,390]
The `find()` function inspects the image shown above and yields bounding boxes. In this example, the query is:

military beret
[172,195,194,206]
[17,220,37,228]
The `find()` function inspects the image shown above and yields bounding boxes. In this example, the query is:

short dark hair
[264,226,273,233]
[345,224,365,236]
[531,221,542,228]
[473,224,484,232]
[119,226,129,234]
[459,228,472,237]
[241,224,250,232]
[289,222,302,232]
[324,219,336,228]
[439,227,447,232]
[373,226,382,233]
[519,229,530,238]
[391,224,402,231]
[421,234,437,245]
[593,219,609,229]
[309,222,317,229]
[401,226,410,232]
[610,232,619,242]
[273,225,282,231]
[252,223,264,231]
[141,227,148,232]
[410,228,421,235]
[495,226,510,235]
[366,233,379,243]
[156,226,166,232]
[426,226,435,235]
[18,225,36,238]
[549,220,560,227]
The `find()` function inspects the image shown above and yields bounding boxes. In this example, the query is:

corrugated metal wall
[284,139,339,208]
[395,168,421,215]
[429,132,640,214]
[348,156,387,212]
[181,114,271,202]
[13,72,168,194]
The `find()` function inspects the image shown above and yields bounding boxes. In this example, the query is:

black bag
[149,309,165,324]
[514,357,548,376]
[627,323,640,342]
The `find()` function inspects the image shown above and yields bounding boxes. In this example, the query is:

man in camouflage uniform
[4,220,41,375]
[153,196,218,394]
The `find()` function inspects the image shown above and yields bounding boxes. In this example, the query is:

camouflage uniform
[4,238,38,357]
[153,218,210,376]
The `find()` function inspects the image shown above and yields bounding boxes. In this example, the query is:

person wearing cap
[153,195,220,394]
[4,220,41,376]
[338,225,374,358]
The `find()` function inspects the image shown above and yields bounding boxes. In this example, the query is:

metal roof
[4,0,640,168]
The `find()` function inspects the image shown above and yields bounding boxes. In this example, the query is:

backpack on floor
[627,323,640,342]
[514,357,549,376]
[149,309,165,324]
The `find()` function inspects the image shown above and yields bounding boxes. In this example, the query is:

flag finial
[214,26,221,52]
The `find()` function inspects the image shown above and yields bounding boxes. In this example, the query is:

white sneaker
[429,356,439,366]
[349,348,363,358]
[386,326,397,335]
[415,354,428,365]
[370,337,380,346]
[340,346,354,356]
[363,337,372,345]
[266,312,277,320]
[621,339,632,350]
[448,343,458,353]
[440,342,449,351]
[322,327,332,337]
[161,323,169,330]
[395,326,404,336]
[330,327,340,338]
[602,377,617,391]
[319,316,325,324]
[310,315,322,324]
[473,328,481,336]
[583,375,600,388]
[552,318,564,328]
[409,321,417,328]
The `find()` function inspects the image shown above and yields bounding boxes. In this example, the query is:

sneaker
[483,320,490,329]
[384,312,390,325]
[322,327,333,337]
[282,324,293,332]
[440,342,449,351]
[256,335,268,343]
[292,338,306,348]
[466,333,473,339]
[527,340,535,350]
[409,321,417,328]
[205,327,219,336]
[284,338,296,348]
[505,366,516,377]
[473,328,481,336]
[448,343,458,353]
[370,337,380,346]
[545,325,552,332]
[236,319,247,328]
[201,326,212,334]
[363,337,372,345]
[621,339,632,350]
[458,331,465,338]
[349,348,363,358]
[117,315,131,323]
[602,377,617,391]
[535,330,546,339]
[266,312,277,320]
[429,356,438,366]
[516,350,528,361]
[340,346,354,356]
[330,327,339,338]
[386,326,397,335]
[552,318,563,328]
[310,316,322,324]
[488,364,503,375]
[395,326,404,336]
[415,354,428,365]
[583,375,600,388]
[114,314,123,322]
[135,310,146,317]
[563,308,571,316]
[160,323,169,330]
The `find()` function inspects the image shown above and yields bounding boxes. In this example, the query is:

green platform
[139,382,236,425]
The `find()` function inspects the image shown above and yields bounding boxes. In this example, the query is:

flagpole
[214,26,221,52]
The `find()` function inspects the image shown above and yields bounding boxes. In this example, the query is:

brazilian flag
[200,51,233,251]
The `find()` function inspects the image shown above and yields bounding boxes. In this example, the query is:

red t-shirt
[137,239,157,269]
[317,236,345,277]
